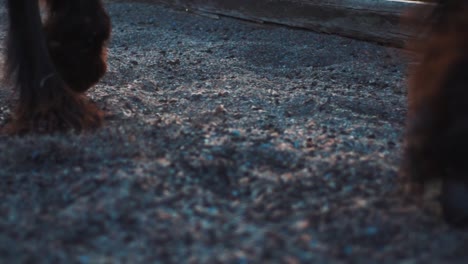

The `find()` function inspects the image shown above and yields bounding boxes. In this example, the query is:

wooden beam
[148,0,428,47]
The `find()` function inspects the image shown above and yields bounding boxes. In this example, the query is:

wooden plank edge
[128,0,429,47]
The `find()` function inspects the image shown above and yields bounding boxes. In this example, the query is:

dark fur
[402,0,468,227]
[3,0,111,133]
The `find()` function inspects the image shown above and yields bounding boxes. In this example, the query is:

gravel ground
[1,1,467,263]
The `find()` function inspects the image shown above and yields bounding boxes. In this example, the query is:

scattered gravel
[0,1,467,263]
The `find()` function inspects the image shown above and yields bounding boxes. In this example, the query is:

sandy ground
[0,1,467,263]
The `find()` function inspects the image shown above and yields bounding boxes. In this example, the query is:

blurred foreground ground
[0,1,467,263]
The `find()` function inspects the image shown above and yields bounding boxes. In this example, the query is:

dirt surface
[0,1,467,263]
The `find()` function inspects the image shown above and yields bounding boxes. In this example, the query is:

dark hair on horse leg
[3,0,110,133]
[402,0,468,227]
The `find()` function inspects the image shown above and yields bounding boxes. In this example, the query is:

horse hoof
[441,178,468,228]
